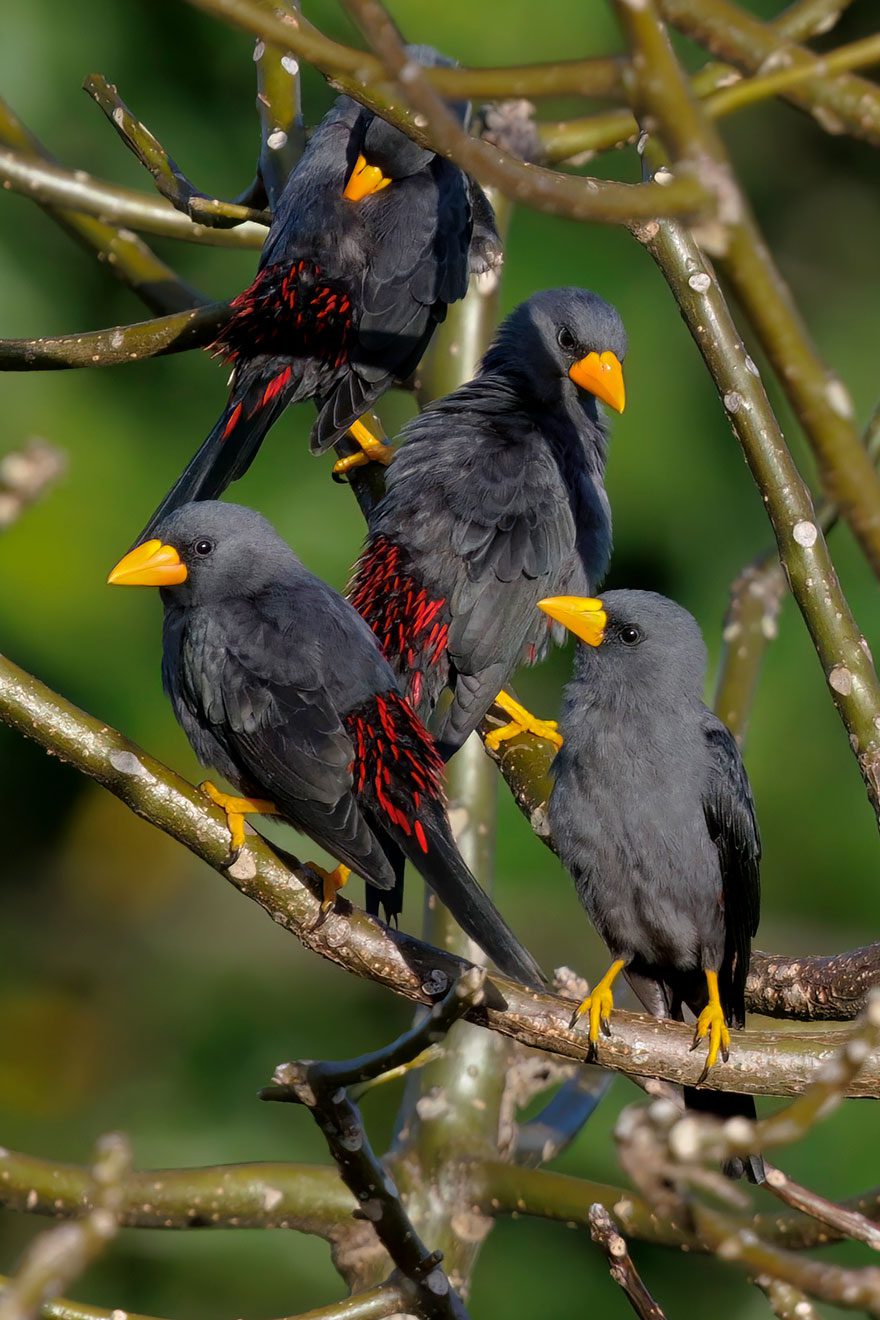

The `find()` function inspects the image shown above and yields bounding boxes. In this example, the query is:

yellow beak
[538,596,607,647]
[569,350,625,413]
[107,540,187,588]
[343,154,392,202]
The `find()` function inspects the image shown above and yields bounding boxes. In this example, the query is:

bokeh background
[1,1,878,1316]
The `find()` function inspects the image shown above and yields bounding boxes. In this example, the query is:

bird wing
[700,710,761,1025]
[182,604,395,889]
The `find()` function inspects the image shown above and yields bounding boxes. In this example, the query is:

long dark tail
[683,1087,765,1184]
[136,361,296,543]
[390,800,545,991]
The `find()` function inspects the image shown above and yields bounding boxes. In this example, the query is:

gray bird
[107,501,544,990]
[539,589,763,1181]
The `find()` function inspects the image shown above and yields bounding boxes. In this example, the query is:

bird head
[538,589,707,697]
[107,502,297,606]
[343,45,467,202]
[482,288,627,414]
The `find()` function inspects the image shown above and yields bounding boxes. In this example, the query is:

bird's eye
[193,538,214,557]
[557,326,576,352]
[619,625,642,646]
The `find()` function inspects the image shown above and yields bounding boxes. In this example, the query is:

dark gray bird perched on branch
[136,45,499,542]
[538,589,763,1182]
[349,288,626,760]
[107,502,543,990]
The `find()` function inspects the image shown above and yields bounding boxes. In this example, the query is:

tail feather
[392,801,545,990]
[136,364,296,543]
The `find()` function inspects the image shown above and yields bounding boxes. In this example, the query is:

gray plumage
[549,590,762,1179]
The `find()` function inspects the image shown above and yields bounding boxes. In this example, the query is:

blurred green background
[1,1,879,1316]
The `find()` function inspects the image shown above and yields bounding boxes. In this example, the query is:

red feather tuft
[344,691,444,846]
[211,259,353,366]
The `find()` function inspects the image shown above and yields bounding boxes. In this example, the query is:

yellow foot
[569,959,626,1056]
[690,969,732,1083]
[332,418,395,478]
[484,690,563,752]
[200,780,278,864]
[309,862,351,927]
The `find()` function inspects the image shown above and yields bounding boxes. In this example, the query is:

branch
[0,148,267,248]
[0,1278,167,1320]
[185,0,625,101]
[0,1148,353,1236]
[336,0,712,226]
[763,1165,880,1254]
[0,99,202,316]
[660,0,880,148]
[588,1205,667,1320]
[3,649,879,1094]
[777,0,855,41]
[252,1,306,210]
[0,441,66,528]
[0,303,229,371]
[82,74,270,228]
[631,215,880,818]
[0,1135,130,1320]
[754,1278,820,1320]
[263,973,488,1320]
[747,943,880,1021]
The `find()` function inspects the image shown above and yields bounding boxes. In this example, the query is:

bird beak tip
[569,350,625,414]
[107,540,187,588]
[538,596,607,647]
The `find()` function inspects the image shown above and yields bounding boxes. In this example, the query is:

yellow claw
[569,959,626,1052]
[691,969,732,1081]
[332,419,395,477]
[310,862,351,927]
[484,690,563,752]
[200,781,279,863]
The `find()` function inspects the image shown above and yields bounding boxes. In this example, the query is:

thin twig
[0,99,203,315]
[763,1164,880,1253]
[0,1135,131,1320]
[263,972,488,1320]
[754,1277,820,1320]
[252,0,306,208]
[0,442,66,529]
[588,1204,668,1320]
[82,74,270,227]
[0,148,267,248]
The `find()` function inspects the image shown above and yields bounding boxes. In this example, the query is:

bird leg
[569,959,626,1054]
[331,418,395,477]
[308,862,352,927]
[690,969,732,1083]
[200,781,279,865]
[484,690,563,751]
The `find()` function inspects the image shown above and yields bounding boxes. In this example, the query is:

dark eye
[193,538,214,557]
[620,625,642,646]
[557,326,576,352]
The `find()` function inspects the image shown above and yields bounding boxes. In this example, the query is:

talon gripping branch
[137,46,498,541]
[108,502,543,991]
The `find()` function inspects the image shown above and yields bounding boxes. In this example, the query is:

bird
[538,589,763,1181]
[107,501,543,990]
[136,46,498,544]
[348,287,627,761]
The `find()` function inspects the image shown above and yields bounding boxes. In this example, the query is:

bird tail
[135,361,298,543]
[683,1086,765,1184]
[391,798,546,991]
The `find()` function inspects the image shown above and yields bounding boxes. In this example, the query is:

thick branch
[252,0,306,210]
[0,303,229,371]
[2,650,879,1095]
[660,0,880,148]
[631,216,880,816]
[0,1149,352,1237]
